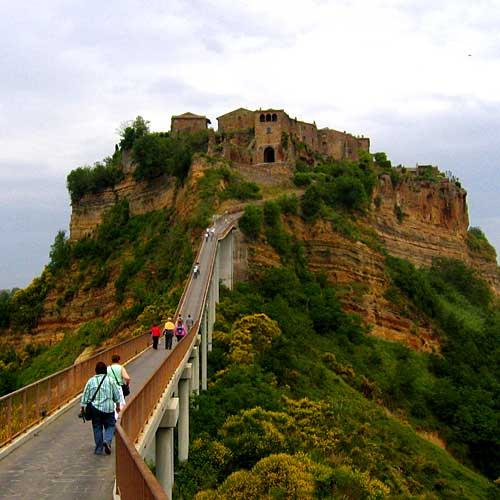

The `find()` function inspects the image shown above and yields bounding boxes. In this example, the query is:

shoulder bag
[111,366,130,397]
[84,375,107,420]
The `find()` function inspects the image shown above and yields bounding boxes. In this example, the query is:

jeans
[165,332,173,349]
[91,407,116,454]
[152,336,159,349]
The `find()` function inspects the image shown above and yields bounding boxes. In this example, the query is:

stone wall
[171,115,208,134]
[217,108,254,132]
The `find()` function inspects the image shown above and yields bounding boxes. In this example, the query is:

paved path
[0,215,236,500]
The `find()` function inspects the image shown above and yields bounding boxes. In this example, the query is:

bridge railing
[0,332,151,448]
[114,217,239,499]
[115,323,198,500]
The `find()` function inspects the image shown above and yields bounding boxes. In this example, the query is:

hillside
[0,117,499,497]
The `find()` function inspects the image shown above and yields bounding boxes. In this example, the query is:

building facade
[217,108,370,164]
[171,112,211,134]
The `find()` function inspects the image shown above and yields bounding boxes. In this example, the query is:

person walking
[175,318,187,343]
[81,361,121,455]
[107,354,130,414]
[205,229,209,242]
[210,227,215,240]
[186,314,194,332]
[163,317,175,350]
[151,323,161,350]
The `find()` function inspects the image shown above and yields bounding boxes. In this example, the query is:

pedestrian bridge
[0,213,241,499]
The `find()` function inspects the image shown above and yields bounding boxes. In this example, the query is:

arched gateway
[263,146,275,163]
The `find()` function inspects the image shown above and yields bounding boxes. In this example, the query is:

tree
[119,116,150,150]
[239,206,263,240]
[48,231,71,272]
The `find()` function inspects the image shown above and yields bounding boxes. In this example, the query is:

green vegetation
[467,227,497,262]
[385,256,499,478]
[132,130,208,182]
[239,205,263,240]
[294,157,377,218]
[175,251,497,497]
[66,153,124,204]
[66,115,210,203]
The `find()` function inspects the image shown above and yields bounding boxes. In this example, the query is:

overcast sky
[1,0,499,289]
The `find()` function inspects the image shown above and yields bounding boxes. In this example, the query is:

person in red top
[151,323,161,350]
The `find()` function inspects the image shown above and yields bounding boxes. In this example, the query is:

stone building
[217,108,370,164]
[170,107,369,165]
[171,112,211,134]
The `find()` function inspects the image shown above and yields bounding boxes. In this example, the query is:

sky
[1,0,499,289]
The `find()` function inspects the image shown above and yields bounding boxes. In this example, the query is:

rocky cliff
[242,173,499,353]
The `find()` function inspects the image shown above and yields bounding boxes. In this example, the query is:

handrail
[0,331,151,448]
[114,217,240,499]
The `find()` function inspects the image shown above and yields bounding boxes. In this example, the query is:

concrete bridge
[0,213,241,499]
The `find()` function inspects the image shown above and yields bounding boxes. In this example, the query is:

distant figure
[151,323,161,350]
[205,229,210,241]
[81,361,120,455]
[210,227,215,240]
[186,314,194,332]
[193,263,199,279]
[163,317,175,350]
[224,210,228,223]
[107,354,131,416]
[175,318,187,343]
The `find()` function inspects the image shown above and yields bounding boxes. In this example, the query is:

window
[266,127,272,134]
[271,113,277,122]
[260,114,265,122]
[266,114,271,122]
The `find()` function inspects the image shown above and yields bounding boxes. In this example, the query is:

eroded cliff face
[372,175,500,294]
[243,175,499,353]
[70,174,175,240]
[246,217,440,352]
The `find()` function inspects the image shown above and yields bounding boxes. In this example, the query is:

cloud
[1,0,500,287]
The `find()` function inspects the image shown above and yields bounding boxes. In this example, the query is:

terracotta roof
[172,112,207,119]
[216,108,253,119]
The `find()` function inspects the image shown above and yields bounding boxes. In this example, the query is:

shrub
[467,227,497,262]
[0,290,13,328]
[277,194,298,215]
[373,151,392,169]
[67,158,124,204]
[239,205,263,240]
[293,172,312,187]
[322,175,369,211]
[301,185,322,220]
[263,200,281,227]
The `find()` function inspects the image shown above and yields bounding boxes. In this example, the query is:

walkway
[0,215,235,499]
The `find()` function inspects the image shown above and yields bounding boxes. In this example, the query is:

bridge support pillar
[178,364,192,463]
[208,281,215,353]
[156,398,179,499]
[219,232,234,291]
[201,310,208,391]
[190,346,200,395]
[214,248,220,303]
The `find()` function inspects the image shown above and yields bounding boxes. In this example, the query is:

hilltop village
[171,107,370,165]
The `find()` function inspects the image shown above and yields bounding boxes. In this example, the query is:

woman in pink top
[175,318,187,343]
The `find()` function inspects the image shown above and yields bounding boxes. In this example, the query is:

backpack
[176,325,184,336]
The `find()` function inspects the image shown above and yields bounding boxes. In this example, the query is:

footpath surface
[0,216,233,500]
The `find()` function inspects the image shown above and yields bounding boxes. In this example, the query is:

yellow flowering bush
[228,313,281,365]
[198,453,317,499]
[220,407,291,466]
